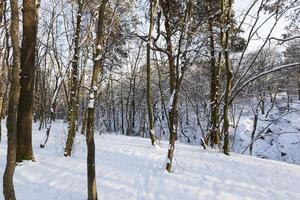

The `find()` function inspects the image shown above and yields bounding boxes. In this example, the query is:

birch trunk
[146,0,158,146]
[222,0,233,155]
[64,0,83,157]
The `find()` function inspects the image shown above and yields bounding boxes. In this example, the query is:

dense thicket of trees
[1,0,300,199]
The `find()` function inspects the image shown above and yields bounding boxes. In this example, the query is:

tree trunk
[0,0,9,142]
[80,109,87,135]
[3,0,21,198]
[16,0,39,162]
[110,71,116,132]
[64,0,83,157]
[298,78,300,101]
[86,0,108,199]
[0,0,3,24]
[185,97,189,125]
[222,0,233,155]
[159,0,177,173]
[207,17,221,148]
[166,89,179,172]
[161,0,192,172]
[146,0,158,146]
[249,108,258,156]
[0,96,3,142]
[131,77,136,134]
[120,84,124,135]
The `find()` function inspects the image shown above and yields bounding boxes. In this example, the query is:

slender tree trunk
[154,53,168,124]
[110,71,116,132]
[120,84,124,135]
[146,0,158,146]
[0,95,3,142]
[250,108,258,156]
[0,0,3,24]
[3,0,21,198]
[298,78,300,101]
[106,72,113,132]
[131,77,136,134]
[86,1,108,199]
[39,78,60,148]
[161,0,192,172]
[159,0,177,173]
[0,0,4,141]
[166,89,179,172]
[0,0,9,142]
[265,92,277,118]
[80,109,87,135]
[185,97,189,125]
[207,17,221,148]
[16,0,39,162]
[64,0,83,157]
[222,0,233,155]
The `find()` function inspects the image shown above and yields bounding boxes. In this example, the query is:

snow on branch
[269,36,300,44]
[231,62,300,102]
[168,90,176,111]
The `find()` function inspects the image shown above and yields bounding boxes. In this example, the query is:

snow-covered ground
[1,121,300,200]
[165,94,300,165]
[233,95,300,164]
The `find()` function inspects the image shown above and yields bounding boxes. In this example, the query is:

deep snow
[232,95,300,164]
[1,121,300,200]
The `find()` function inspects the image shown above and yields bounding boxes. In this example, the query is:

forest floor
[170,95,300,165]
[1,121,300,199]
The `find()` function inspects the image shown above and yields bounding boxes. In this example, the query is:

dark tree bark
[16,0,39,162]
[207,17,221,148]
[0,0,4,24]
[249,108,259,156]
[80,109,87,135]
[85,0,108,199]
[120,83,124,135]
[110,75,116,132]
[0,0,9,143]
[298,77,300,100]
[0,1,4,137]
[160,0,192,173]
[3,0,21,198]
[222,0,233,155]
[159,0,177,173]
[64,0,83,157]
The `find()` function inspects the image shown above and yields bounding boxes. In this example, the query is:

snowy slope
[233,96,300,164]
[173,95,300,165]
[1,121,300,200]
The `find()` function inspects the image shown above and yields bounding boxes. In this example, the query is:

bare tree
[158,0,193,172]
[16,0,39,162]
[3,0,21,198]
[85,0,108,199]
[64,0,84,157]
[146,0,158,146]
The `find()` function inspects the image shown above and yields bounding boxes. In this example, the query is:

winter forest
[0,0,300,199]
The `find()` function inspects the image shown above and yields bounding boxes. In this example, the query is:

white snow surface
[1,121,300,200]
